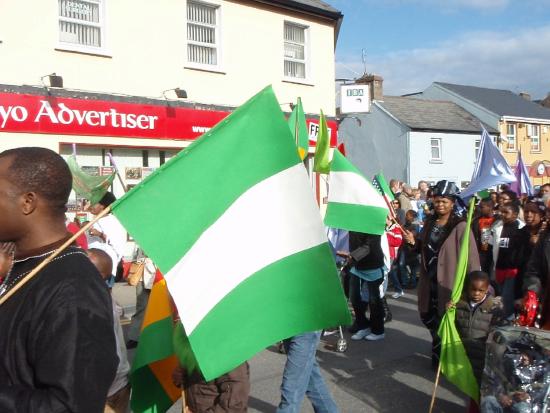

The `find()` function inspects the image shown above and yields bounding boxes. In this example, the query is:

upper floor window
[430,138,442,162]
[475,139,481,160]
[58,0,105,52]
[528,124,541,152]
[506,123,516,151]
[187,1,220,68]
[284,22,308,80]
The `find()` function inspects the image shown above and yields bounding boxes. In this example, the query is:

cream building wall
[0,0,338,115]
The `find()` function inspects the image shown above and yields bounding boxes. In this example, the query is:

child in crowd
[87,248,131,413]
[386,217,404,298]
[472,198,495,274]
[490,201,525,318]
[450,271,505,411]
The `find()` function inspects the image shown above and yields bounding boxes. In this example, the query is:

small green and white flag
[111,86,351,381]
[324,150,388,235]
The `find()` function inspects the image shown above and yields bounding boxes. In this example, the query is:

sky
[330,0,550,99]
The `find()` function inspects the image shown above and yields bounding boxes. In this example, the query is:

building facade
[0,0,342,201]
[421,82,550,185]
[338,78,497,188]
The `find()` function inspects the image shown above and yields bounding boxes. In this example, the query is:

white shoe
[365,333,385,341]
[351,328,371,340]
[392,291,404,299]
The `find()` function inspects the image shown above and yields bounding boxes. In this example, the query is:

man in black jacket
[0,147,118,412]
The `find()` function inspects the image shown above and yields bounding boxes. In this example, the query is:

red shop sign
[0,92,337,146]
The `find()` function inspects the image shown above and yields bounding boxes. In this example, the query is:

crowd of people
[1,147,550,413]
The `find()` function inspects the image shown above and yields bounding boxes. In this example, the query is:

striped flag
[324,151,388,235]
[287,97,309,160]
[112,86,351,381]
[372,172,397,220]
[130,272,181,413]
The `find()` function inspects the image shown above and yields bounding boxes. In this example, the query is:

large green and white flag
[324,150,388,235]
[111,86,351,381]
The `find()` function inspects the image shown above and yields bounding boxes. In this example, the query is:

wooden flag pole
[0,205,112,306]
[181,389,187,413]
[428,362,442,413]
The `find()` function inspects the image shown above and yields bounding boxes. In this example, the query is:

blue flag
[460,127,516,199]
[509,151,534,197]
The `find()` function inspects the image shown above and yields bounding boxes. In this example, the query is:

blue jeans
[276,332,339,413]
[388,264,403,293]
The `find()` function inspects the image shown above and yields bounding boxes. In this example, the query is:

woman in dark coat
[404,180,480,368]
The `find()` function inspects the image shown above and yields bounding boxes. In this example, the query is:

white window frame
[474,139,481,161]
[185,0,223,73]
[506,123,516,151]
[283,21,311,84]
[529,124,541,152]
[430,138,442,162]
[57,0,109,56]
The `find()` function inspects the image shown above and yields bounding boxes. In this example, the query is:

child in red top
[386,218,404,298]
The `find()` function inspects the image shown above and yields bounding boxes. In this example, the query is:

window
[187,1,220,67]
[529,124,541,152]
[506,123,516,151]
[475,139,481,160]
[284,22,308,79]
[58,0,105,52]
[430,138,442,161]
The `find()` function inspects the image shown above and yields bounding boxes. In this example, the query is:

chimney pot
[355,74,384,101]
[519,92,531,101]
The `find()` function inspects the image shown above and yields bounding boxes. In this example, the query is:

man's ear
[21,192,38,215]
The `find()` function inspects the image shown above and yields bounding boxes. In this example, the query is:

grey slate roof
[290,0,341,13]
[378,96,499,134]
[435,82,550,120]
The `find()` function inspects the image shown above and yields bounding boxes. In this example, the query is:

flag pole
[428,363,442,413]
[107,152,128,193]
[0,205,112,306]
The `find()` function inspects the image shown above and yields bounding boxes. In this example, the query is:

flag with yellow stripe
[130,271,181,413]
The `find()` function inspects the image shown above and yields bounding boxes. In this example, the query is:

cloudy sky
[331,0,550,99]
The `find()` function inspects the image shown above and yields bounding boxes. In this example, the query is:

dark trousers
[421,306,441,367]
[349,273,384,335]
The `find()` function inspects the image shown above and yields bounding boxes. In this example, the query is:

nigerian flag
[437,197,479,402]
[324,150,388,235]
[111,86,351,381]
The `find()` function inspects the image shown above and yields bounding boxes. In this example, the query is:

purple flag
[510,151,534,196]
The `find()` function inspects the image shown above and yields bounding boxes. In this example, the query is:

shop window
[284,22,308,80]
[58,0,105,53]
[506,123,516,151]
[187,1,220,68]
[430,138,442,162]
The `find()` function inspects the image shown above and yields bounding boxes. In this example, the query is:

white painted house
[339,89,499,188]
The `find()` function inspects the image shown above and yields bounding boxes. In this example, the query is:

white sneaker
[365,333,385,341]
[392,291,404,299]
[351,328,371,340]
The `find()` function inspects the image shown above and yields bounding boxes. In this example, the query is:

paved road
[113,284,467,413]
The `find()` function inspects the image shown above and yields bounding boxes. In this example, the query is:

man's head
[89,191,116,215]
[87,248,113,280]
[402,184,413,196]
[389,179,401,194]
[500,201,520,224]
[498,190,517,205]
[0,147,72,242]
[523,201,544,228]
[479,198,494,217]
[405,209,417,223]
[466,271,490,303]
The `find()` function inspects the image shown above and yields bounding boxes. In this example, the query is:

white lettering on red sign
[0,105,29,128]
[23,100,158,130]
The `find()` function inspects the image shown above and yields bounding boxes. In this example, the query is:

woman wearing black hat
[403,180,480,368]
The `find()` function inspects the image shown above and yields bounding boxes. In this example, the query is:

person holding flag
[403,180,480,368]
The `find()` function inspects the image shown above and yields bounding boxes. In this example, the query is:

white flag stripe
[165,163,328,335]
[329,171,387,209]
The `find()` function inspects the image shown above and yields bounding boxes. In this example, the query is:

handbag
[127,261,145,286]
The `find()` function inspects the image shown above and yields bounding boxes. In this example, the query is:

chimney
[519,92,531,101]
[355,74,384,101]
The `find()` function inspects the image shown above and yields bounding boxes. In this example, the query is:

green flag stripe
[324,202,387,235]
[112,87,299,272]
[130,365,174,413]
[188,243,351,381]
[330,150,362,174]
[131,316,174,373]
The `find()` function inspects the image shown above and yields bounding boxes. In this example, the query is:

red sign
[0,92,337,146]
